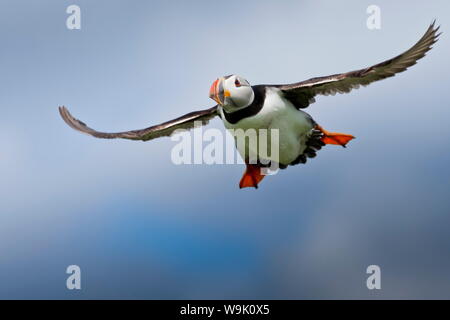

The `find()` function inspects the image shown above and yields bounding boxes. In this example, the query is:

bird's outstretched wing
[59,105,219,141]
[274,22,441,109]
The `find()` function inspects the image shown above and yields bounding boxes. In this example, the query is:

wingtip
[424,20,441,46]
[58,105,79,129]
[58,106,72,124]
[430,20,441,34]
[58,105,67,116]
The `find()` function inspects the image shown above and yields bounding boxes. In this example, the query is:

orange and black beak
[209,78,225,105]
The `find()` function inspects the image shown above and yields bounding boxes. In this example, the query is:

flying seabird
[59,22,440,189]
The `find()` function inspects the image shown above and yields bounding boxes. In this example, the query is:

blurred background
[0,0,449,299]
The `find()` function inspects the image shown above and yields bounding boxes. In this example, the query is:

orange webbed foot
[316,125,355,148]
[239,164,265,189]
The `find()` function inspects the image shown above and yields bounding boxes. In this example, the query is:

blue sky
[0,0,449,299]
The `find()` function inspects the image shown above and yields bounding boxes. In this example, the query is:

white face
[209,75,254,112]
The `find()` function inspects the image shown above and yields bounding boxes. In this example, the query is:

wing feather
[275,22,441,108]
[59,105,219,141]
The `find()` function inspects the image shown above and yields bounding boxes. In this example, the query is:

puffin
[59,22,440,189]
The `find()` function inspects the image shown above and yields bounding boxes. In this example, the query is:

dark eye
[235,79,241,87]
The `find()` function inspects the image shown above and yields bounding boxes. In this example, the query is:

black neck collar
[222,85,267,124]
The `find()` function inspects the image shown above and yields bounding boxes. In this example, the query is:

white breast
[220,87,314,165]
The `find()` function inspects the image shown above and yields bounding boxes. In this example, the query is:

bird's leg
[239,163,266,189]
[316,125,355,148]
